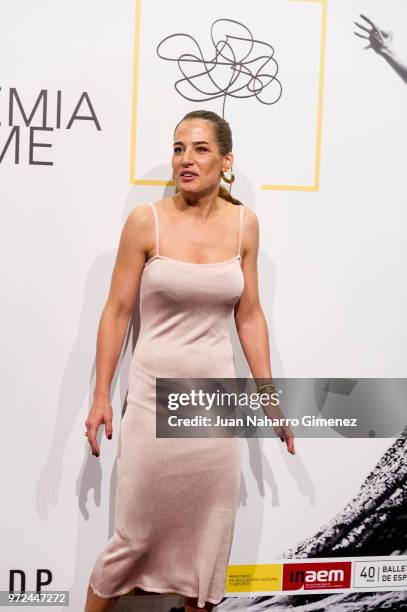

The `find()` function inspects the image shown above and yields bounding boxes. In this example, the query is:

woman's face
[172,119,232,195]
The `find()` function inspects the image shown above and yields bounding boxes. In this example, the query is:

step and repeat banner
[1,0,407,610]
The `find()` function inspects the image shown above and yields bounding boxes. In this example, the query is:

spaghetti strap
[237,205,245,257]
[148,202,160,256]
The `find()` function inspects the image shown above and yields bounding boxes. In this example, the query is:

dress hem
[89,579,224,607]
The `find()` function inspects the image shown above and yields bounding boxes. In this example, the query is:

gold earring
[221,168,235,184]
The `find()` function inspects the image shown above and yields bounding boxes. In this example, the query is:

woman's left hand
[262,402,295,455]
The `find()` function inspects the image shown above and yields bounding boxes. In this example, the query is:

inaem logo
[282,561,351,591]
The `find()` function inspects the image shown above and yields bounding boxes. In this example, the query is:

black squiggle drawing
[156,18,282,118]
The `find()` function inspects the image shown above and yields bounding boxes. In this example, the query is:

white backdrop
[1,0,406,610]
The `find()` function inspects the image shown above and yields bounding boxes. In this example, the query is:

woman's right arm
[85,205,153,457]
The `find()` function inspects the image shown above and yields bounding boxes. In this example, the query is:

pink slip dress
[89,201,245,609]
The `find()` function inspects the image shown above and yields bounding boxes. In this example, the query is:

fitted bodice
[129,202,245,381]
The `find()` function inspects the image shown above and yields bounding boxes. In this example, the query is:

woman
[84,110,295,612]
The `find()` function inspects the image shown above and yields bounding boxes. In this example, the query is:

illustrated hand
[354,14,394,55]
[84,398,113,457]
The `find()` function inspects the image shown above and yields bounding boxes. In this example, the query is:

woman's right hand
[85,397,113,457]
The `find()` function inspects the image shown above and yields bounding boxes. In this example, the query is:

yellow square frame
[129,0,327,192]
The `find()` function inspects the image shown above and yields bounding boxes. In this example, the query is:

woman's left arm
[234,208,272,380]
[234,208,295,455]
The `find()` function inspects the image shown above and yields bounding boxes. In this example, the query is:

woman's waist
[133,334,233,356]
[129,342,235,378]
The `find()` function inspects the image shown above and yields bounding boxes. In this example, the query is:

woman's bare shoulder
[241,204,258,229]
[123,204,156,251]
[126,203,155,227]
